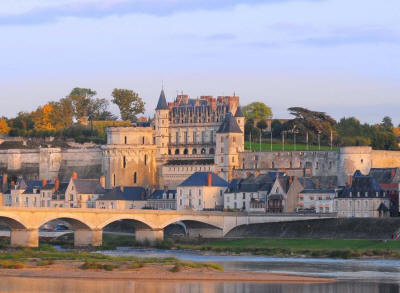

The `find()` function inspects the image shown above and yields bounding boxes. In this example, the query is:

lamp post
[317,130,321,151]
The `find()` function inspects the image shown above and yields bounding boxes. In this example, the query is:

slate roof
[234,106,244,117]
[179,172,228,187]
[217,112,242,133]
[226,172,281,193]
[22,180,55,194]
[337,174,388,198]
[99,186,146,201]
[73,179,105,194]
[155,89,168,110]
[368,168,400,184]
[297,176,337,193]
[149,189,177,199]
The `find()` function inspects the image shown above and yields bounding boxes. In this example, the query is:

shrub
[169,265,181,272]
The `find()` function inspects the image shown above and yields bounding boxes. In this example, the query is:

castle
[1,91,400,188]
[102,90,245,189]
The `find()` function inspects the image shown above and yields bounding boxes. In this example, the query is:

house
[146,189,177,210]
[267,175,291,213]
[368,168,400,216]
[334,172,390,218]
[96,186,147,210]
[177,172,228,211]
[224,172,279,212]
[64,172,105,208]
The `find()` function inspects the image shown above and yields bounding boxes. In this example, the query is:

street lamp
[317,130,321,151]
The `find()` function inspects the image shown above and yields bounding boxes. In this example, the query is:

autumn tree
[32,104,56,131]
[111,89,145,121]
[49,98,74,129]
[242,102,273,120]
[0,118,10,134]
[67,87,97,124]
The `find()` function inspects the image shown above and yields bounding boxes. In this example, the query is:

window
[199,199,201,206]
[232,157,235,163]
[133,172,137,184]
[220,157,223,163]
[243,193,245,199]
[123,156,126,168]
[124,136,127,144]
[193,131,197,143]
[144,154,147,165]
[142,136,145,144]
[233,137,236,143]
[113,174,116,186]
[220,190,223,197]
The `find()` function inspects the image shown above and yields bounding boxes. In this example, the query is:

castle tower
[216,112,244,182]
[155,89,170,158]
[234,105,245,133]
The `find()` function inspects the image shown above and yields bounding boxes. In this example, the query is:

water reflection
[0,277,398,293]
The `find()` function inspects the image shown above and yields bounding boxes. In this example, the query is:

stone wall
[0,148,102,181]
[371,150,400,169]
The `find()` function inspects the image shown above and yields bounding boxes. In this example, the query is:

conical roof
[155,89,168,110]
[235,105,244,117]
[217,112,242,133]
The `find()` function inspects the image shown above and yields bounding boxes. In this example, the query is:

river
[1,247,400,293]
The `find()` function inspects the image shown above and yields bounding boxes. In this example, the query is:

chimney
[42,178,47,187]
[289,176,293,185]
[72,172,78,180]
[141,192,145,200]
[99,175,106,189]
[2,173,7,192]
[55,178,60,191]
[391,169,396,179]
[349,175,353,186]
[207,172,212,187]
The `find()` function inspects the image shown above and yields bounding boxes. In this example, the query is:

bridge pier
[74,229,102,247]
[11,228,39,247]
[135,229,163,243]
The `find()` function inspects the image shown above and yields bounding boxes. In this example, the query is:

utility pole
[330,129,333,150]
[306,132,309,151]
[282,131,285,151]
[318,130,321,151]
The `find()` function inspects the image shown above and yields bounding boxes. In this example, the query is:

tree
[0,118,10,134]
[32,104,56,131]
[256,119,268,130]
[381,116,393,130]
[67,87,97,124]
[111,89,145,121]
[242,102,273,120]
[49,98,73,129]
[286,107,336,144]
[271,120,283,138]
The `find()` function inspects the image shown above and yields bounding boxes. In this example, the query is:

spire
[235,105,244,117]
[155,89,168,110]
[217,112,242,133]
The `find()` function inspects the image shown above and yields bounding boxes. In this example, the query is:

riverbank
[0,247,334,284]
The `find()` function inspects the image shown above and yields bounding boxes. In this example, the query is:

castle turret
[216,112,244,182]
[234,105,245,133]
[155,89,170,158]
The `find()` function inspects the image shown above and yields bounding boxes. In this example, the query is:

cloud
[297,27,400,46]
[0,0,321,26]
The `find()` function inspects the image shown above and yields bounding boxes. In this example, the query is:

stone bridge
[0,207,335,247]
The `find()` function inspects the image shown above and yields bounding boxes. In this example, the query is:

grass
[0,244,223,272]
[244,141,338,152]
[173,238,400,259]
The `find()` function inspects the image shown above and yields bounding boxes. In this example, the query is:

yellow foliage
[92,121,131,136]
[394,127,400,137]
[0,118,10,134]
[33,104,56,131]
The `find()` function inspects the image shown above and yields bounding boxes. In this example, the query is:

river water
[1,247,400,293]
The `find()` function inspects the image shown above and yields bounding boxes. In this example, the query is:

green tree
[242,102,273,120]
[381,116,393,130]
[49,98,74,129]
[111,89,145,121]
[67,88,97,123]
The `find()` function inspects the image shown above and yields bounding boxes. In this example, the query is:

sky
[0,0,399,125]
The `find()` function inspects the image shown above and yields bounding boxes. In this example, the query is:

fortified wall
[0,147,102,181]
[0,146,399,186]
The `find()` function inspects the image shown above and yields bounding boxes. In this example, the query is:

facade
[176,172,228,211]
[96,186,147,210]
[297,189,335,213]
[335,172,390,218]
[64,173,105,208]
[103,91,244,190]
[146,189,177,210]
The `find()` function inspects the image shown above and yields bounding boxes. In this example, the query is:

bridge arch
[0,215,27,230]
[98,215,156,231]
[36,214,94,230]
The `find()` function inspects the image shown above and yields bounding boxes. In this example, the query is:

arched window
[124,136,127,144]
[133,172,137,184]
[142,136,145,144]
[175,149,180,155]
[183,149,188,155]
[144,154,147,165]
[201,148,206,154]
[209,148,215,154]
[192,148,197,154]
[113,174,116,187]
[123,156,126,168]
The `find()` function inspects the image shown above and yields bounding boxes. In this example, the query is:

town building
[176,172,228,211]
[64,173,105,208]
[146,189,177,210]
[334,172,390,218]
[96,186,147,210]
